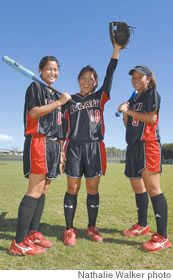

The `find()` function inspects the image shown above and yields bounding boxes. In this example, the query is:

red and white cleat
[63,228,78,247]
[28,230,53,248]
[8,238,46,256]
[85,226,103,242]
[122,223,151,237]
[142,233,171,251]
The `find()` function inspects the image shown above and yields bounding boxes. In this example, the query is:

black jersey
[62,58,118,142]
[126,88,161,144]
[24,81,63,138]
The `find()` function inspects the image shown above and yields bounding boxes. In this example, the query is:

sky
[0,0,173,150]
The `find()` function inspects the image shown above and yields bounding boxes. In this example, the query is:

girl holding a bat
[118,65,171,251]
[9,56,71,256]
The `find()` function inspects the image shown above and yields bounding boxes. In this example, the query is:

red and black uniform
[125,88,161,178]
[62,58,118,178]
[23,81,63,179]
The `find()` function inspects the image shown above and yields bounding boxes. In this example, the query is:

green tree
[162,143,173,159]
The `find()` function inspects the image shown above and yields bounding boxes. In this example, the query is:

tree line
[106,143,173,159]
[162,143,173,159]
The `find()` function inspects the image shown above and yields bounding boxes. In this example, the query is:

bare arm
[126,109,158,124]
[59,139,66,165]
[59,140,64,152]
[118,102,129,127]
[122,112,128,127]
[118,102,158,124]
[112,42,121,60]
[29,92,71,119]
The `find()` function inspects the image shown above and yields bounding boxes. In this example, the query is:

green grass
[0,161,173,270]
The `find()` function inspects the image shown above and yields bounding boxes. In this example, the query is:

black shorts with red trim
[125,140,162,179]
[63,140,106,179]
[23,135,61,180]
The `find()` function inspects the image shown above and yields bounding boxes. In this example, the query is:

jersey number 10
[90,110,100,122]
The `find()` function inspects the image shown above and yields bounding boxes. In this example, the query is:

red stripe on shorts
[100,92,110,137]
[31,135,47,174]
[99,141,107,176]
[145,141,161,173]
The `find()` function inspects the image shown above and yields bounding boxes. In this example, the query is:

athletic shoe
[28,230,53,248]
[85,226,103,242]
[122,222,151,237]
[63,228,78,246]
[8,238,46,256]
[142,233,171,252]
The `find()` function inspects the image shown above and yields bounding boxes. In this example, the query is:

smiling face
[78,71,97,96]
[39,60,59,86]
[131,71,151,94]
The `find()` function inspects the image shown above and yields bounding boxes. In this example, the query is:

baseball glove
[109,22,133,49]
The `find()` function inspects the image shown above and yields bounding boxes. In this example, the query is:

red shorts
[125,141,161,179]
[23,135,61,180]
[145,141,161,172]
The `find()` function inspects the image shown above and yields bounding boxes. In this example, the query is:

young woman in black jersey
[118,65,171,251]
[9,56,71,256]
[62,42,122,246]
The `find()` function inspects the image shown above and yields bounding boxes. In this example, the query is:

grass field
[0,161,173,271]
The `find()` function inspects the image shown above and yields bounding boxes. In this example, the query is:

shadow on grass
[0,212,65,240]
[40,223,143,246]
[0,212,142,248]
[0,212,17,239]
[103,237,142,246]
[39,223,123,239]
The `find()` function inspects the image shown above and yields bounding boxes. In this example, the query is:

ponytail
[144,66,156,89]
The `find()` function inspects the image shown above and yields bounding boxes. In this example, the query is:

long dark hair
[39,56,59,70]
[78,65,98,93]
[141,65,156,89]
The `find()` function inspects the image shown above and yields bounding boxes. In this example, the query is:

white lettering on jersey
[131,102,143,127]
[132,102,143,112]
[70,99,99,114]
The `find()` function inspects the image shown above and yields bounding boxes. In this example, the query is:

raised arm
[112,41,122,59]
[100,42,122,97]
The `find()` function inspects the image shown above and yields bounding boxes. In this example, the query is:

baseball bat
[115,90,137,117]
[2,56,79,107]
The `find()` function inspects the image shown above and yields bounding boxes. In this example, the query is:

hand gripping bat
[115,90,137,117]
